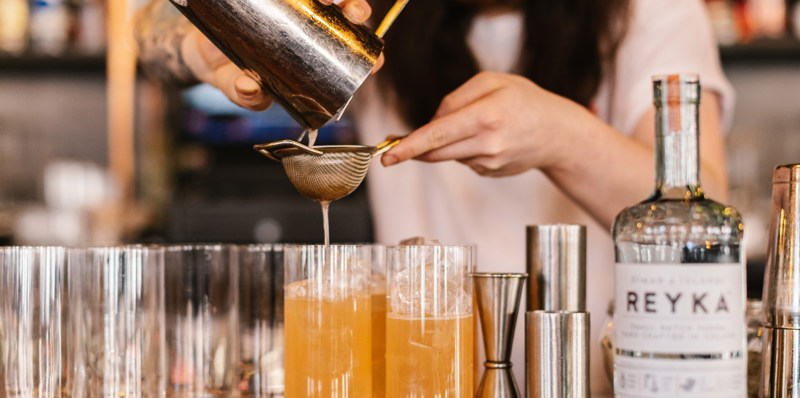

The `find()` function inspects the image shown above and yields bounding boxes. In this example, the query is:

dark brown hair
[371,0,631,129]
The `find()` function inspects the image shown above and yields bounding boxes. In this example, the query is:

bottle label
[613,263,745,397]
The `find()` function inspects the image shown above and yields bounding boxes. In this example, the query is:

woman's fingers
[234,74,273,111]
[196,32,229,70]
[335,0,372,23]
[373,53,384,73]
[186,28,272,111]
[381,104,486,166]
[381,74,508,166]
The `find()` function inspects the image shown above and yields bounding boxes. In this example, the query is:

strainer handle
[373,136,404,157]
[253,139,324,161]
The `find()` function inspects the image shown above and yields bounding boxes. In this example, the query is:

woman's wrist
[134,7,200,87]
[180,29,211,85]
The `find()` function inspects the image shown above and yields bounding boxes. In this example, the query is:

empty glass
[385,244,474,397]
[163,244,238,397]
[237,244,284,397]
[283,244,372,397]
[0,246,66,397]
[64,245,166,397]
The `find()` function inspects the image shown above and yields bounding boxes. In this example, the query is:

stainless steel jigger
[761,164,800,398]
[474,273,528,398]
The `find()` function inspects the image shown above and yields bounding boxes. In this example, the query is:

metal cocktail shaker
[761,164,800,398]
[168,0,384,130]
[525,224,589,398]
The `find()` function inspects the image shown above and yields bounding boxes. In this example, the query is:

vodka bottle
[612,74,746,398]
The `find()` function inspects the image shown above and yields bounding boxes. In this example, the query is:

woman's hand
[380,71,594,177]
[180,0,381,111]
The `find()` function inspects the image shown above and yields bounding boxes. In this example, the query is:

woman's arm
[545,89,728,229]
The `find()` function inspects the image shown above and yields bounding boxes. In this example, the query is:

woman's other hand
[380,71,593,177]
[180,0,380,111]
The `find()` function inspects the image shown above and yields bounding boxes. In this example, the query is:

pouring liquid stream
[321,200,331,246]
[302,128,329,245]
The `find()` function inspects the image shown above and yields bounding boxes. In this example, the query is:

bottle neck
[653,93,703,200]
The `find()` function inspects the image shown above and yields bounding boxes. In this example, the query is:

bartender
[134,0,735,395]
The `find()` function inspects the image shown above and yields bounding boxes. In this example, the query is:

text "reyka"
[626,291,730,314]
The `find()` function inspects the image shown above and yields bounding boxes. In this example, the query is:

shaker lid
[773,164,800,183]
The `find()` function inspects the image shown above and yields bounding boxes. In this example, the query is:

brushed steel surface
[169,0,384,130]
[763,164,800,329]
[526,311,589,398]
[525,225,586,312]
[474,273,527,398]
[761,163,800,398]
[761,327,800,398]
[477,368,521,398]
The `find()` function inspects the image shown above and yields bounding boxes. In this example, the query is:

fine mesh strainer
[254,138,401,202]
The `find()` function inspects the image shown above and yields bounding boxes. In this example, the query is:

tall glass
[386,244,474,397]
[237,244,284,397]
[0,246,65,397]
[370,244,387,398]
[163,244,238,397]
[64,245,166,397]
[283,244,372,397]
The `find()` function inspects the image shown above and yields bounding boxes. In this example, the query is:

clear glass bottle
[612,74,746,398]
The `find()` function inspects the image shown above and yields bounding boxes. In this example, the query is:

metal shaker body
[526,311,590,398]
[169,0,383,130]
[525,224,586,312]
[762,164,800,398]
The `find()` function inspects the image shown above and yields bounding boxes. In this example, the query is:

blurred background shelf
[0,53,106,73]
[720,36,800,62]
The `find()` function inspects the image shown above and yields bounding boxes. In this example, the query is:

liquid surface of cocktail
[386,313,473,397]
[284,279,372,397]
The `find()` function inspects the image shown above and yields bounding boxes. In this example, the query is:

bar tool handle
[375,0,409,38]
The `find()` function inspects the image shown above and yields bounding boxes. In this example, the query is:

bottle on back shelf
[29,0,69,55]
[0,0,30,55]
[612,74,746,398]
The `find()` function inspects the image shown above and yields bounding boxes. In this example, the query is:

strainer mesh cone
[281,150,373,202]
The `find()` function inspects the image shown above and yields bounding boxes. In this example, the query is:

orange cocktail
[385,244,474,397]
[284,285,371,397]
[283,245,373,398]
[386,313,473,397]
